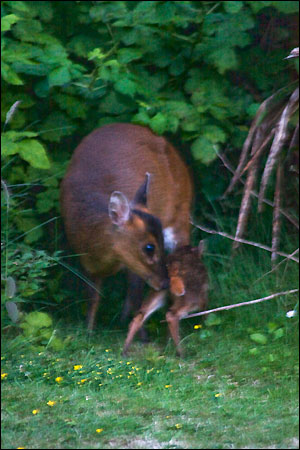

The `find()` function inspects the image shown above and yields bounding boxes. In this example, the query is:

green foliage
[1,2,298,340]
[18,311,64,351]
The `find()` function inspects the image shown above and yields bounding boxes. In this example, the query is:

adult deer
[60,123,193,352]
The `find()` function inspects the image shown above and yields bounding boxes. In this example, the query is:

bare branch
[256,248,299,281]
[180,289,299,320]
[258,87,299,211]
[191,221,299,263]
[217,151,299,229]
[233,160,259,249]
[271,165,282,263]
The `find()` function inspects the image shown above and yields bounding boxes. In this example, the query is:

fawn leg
[123,290,166,355]
[166,302,191,357]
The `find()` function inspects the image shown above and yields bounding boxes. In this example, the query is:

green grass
[1,246,299,449]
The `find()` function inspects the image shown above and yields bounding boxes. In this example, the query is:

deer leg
[121,272,148,343]
[86,277,101,332]
[123,290,166,355]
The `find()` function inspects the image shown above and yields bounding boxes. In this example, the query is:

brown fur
[60,123,193,335]
[123,245,209,357]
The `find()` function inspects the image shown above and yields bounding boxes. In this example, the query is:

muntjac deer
[60,123,193,350]
[123,243,209,356]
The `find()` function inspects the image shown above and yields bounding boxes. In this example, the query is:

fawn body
[123,244,209,356]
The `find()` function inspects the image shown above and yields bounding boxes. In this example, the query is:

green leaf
[149,112,167,135]
[114,78,137,97]
[191,137,218,164]
[273,328,285,340]
[23,311,52,329]
[205,313,222,326]
[223,1,244,13]
[40,112,74,141]
[202,125,227,143]
[1,62,24,85]
[48,66,71,87]
[118,48,143,64]
[267,322,279,333]
[199,330,212,340]
[250,333,268,345]
[1,14,21,32]
[132,110,151,126]
[18,139,51,169]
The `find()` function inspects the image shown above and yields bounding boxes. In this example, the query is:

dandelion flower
[1,373,8,380]
[73,365,83,370]
[215,393,222,398]
[47,400,56,407]
[194,324,202,329]
[165,384,172,388]
[96,428,104,433]
[32,409,40,415]
[137,382,142,386]
[175,423,182,429]
[55,376,63,383]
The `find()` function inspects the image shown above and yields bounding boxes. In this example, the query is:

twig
[217,151,299,229]
[271,165,282,263]
[181,289,299,320]
[191,221,299,263]
[258,87,299,211]
[256,248,299,281]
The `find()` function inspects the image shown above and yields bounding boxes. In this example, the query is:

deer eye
[143,243,155,257]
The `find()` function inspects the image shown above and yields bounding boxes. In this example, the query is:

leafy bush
[1,1,298,332]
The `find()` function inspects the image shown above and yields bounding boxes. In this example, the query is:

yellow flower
[17,447,25,449]
[215,393,222,398]
[47,400,56,407]
[96,428,104,433]
[79,378,87,384]
[105,349,111,352]
[55,376,63,383]
[32,409,40,415]
[175,423,182,429]
[194,324,202,329]
[136,382,142,386]
[1,373,8,380]
[73,365,83,370]
[165,384,172,388]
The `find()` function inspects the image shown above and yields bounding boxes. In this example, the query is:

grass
[1,245,299,449]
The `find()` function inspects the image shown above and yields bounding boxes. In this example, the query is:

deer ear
[170,276,185,296]
[108,191,130,226]
[132,173,150,206]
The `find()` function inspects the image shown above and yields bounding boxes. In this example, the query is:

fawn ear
[170,276,185,296]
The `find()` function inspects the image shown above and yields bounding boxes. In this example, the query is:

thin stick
[256,248,299,281]
[217,151,299,229]
[191,221,299,263]
[181,289,299,320]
